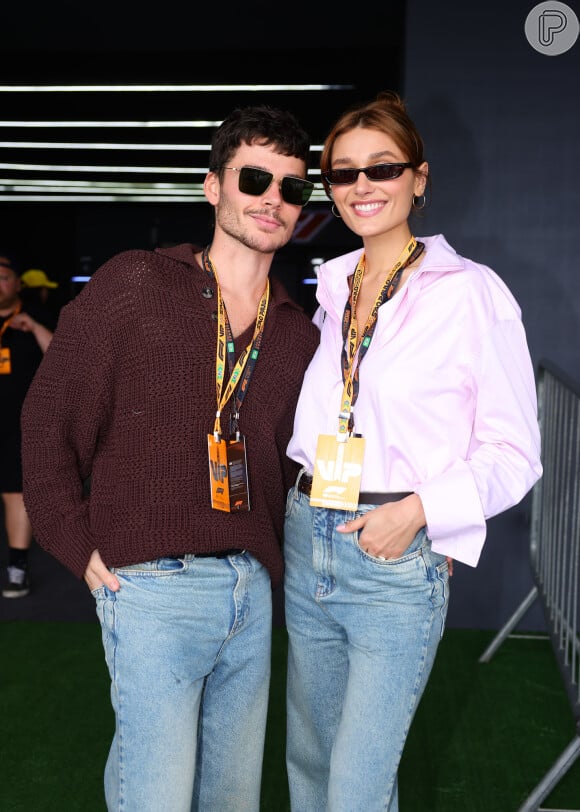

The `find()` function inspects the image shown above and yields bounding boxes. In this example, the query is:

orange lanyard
[337,236,424,437]
[202,248,270,440]
[213,282,269,439]
[0,301,22,345]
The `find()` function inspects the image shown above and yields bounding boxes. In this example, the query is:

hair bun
[376,90,407,113]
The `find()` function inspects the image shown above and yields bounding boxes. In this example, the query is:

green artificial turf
[0,624,578,811]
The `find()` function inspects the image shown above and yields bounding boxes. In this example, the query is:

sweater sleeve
[21,292,114,578]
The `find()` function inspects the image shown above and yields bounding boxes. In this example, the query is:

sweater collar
[154,242,305,313]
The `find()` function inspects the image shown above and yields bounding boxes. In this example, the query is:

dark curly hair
[208,105,311,176]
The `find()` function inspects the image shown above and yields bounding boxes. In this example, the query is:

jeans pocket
[356,525,426,564]
[110,556,186,577]
[285,487,295,519]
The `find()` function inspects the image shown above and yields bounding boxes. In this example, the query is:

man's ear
[204,172,220,205]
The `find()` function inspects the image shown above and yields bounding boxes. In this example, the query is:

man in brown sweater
[21,105,319,812]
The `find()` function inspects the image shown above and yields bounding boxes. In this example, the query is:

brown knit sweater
[21,243,319,587]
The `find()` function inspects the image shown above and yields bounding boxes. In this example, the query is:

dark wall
[402,0,580,631]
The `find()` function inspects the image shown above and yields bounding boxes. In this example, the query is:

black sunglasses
[323,162,413,186]
[223,166,314,206]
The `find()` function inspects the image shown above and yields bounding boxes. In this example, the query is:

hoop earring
[331,203,342,219]
[412,193,426,210]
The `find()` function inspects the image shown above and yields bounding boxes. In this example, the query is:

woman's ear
[415,162,429,196]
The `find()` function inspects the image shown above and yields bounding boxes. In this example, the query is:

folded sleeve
[417,318,542,566]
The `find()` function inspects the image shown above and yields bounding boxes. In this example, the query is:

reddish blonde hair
[320,91,428,200]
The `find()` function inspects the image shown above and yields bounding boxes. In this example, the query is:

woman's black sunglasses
[323,162,413,186]
[223,166,314,206]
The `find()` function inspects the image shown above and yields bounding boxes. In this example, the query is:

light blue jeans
[284,485,449,812]
[92,551,272,812]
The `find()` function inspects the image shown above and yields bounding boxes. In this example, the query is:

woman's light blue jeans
[284,485,449,812]
[92,551,272,812]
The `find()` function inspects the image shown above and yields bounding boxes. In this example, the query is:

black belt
[297,474,412,505]
[195,549,244,558]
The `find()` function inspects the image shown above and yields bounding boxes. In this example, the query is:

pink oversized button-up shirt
[287,234,543,567]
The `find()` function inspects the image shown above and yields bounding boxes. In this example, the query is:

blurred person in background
[0,254,54,598]
[20,267,61,320]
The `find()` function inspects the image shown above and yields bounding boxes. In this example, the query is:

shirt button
[211,311,218,321]
[202,287,214,299]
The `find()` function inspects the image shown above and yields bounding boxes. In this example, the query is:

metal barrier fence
[479,359,580,812]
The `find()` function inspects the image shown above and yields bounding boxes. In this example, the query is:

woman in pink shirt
[283,91,542,812]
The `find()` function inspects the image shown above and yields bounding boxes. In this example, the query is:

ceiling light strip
[0,178,200,189]
[0,162,212,173]
[1,185,200,195]
[0,84,353,93]
[0,186,328,198]
[0,120,223,128]
[0,141,216,150]
[0,141,323,152]
[0,161,322,174]
[0,194,208,202]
